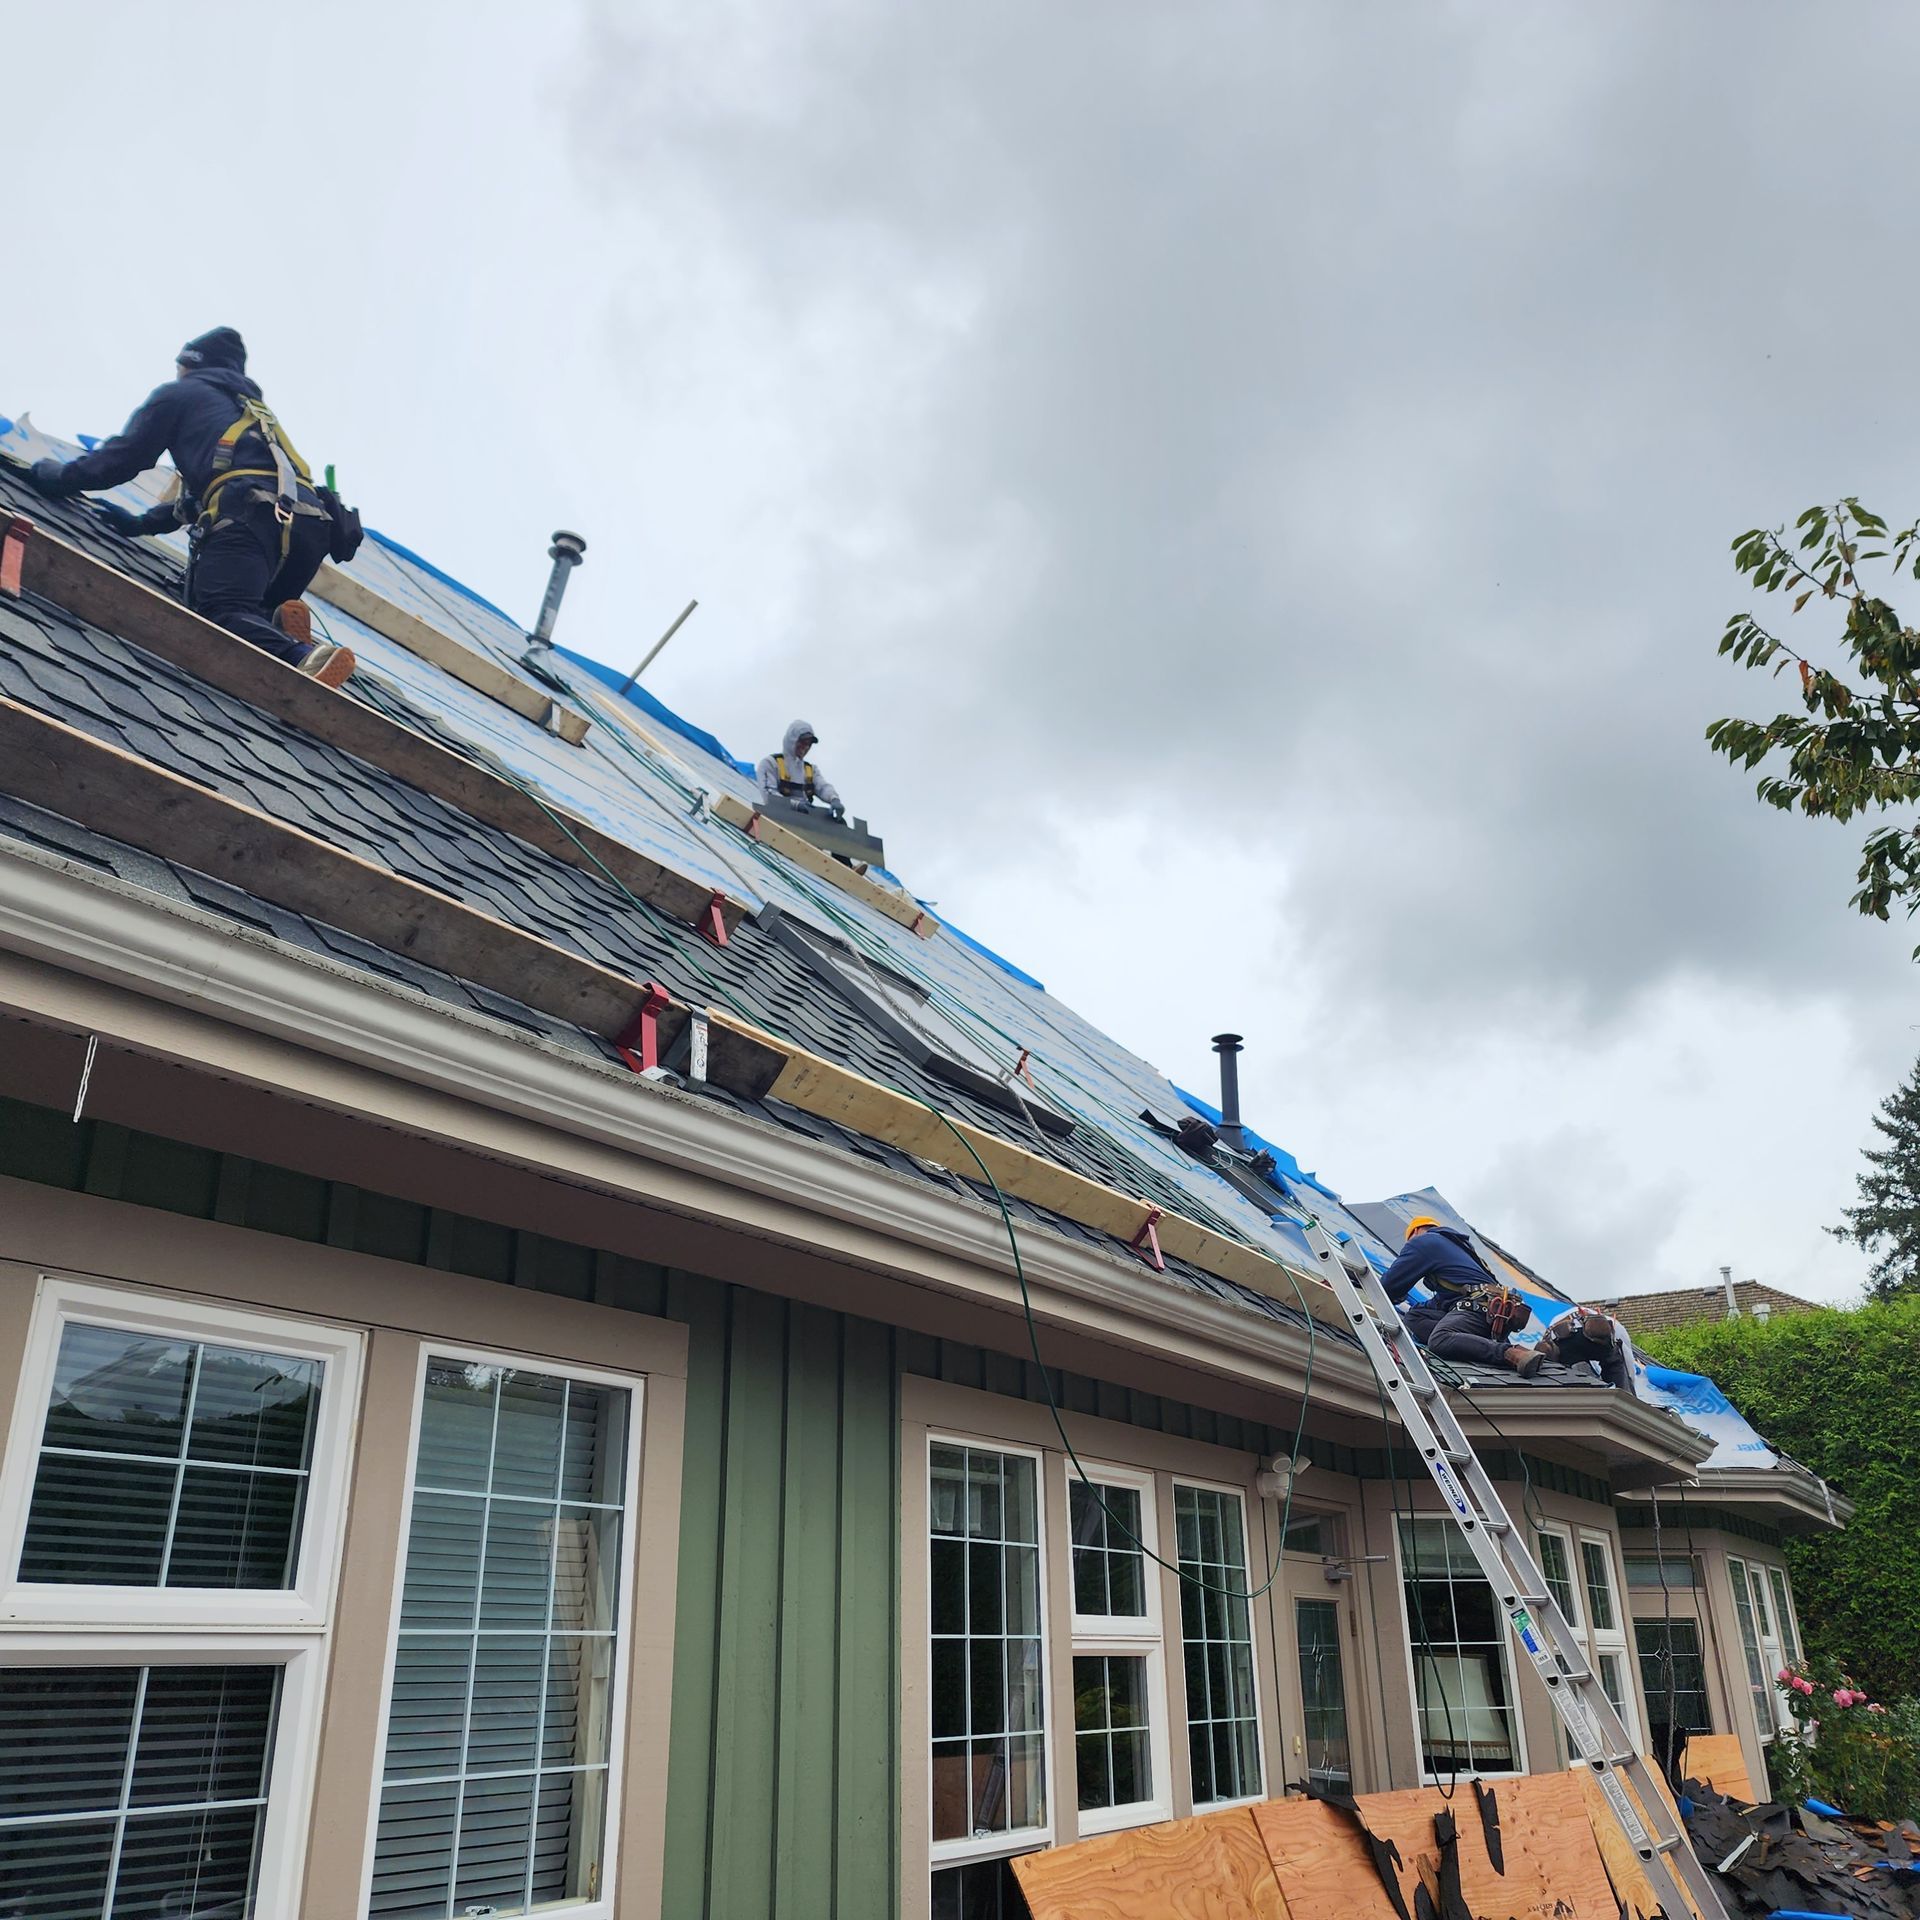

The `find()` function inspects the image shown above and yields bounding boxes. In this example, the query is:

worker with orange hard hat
[1379,1214,1543,1378]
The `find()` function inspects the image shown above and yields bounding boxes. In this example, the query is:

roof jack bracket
[686,1010,710,1084]
[1129,1207,1166,1273]
[614,981,672,1077]
[1012,1048,1036,1089]
[699,892,729,946]
[0,514,31,597]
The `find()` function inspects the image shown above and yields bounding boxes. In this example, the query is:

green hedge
[1639,1299,1920,1702]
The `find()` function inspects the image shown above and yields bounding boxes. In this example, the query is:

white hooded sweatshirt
[756,719,842,811]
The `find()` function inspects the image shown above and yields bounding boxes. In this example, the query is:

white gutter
[0,838,1711,1466]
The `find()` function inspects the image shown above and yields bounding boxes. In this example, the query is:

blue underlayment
[1173,1086,1341,1201]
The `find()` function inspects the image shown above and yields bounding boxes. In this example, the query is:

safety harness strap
[773,753,818,797]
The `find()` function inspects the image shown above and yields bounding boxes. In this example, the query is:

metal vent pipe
[528,530,587,648]
[1211,1033,1247,1149]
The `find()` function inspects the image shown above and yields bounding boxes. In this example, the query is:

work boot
[272,599,314,648]
[296,640,355,689]
[1506,1344,1545,1379]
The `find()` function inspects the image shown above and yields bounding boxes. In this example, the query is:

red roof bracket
[743,810,763,841]
[0,515,33,599]
[699,891,730,946]
[614,980,673,1075]
[1129,1207,1166,1273]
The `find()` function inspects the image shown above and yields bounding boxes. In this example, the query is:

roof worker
[1380,1215,1543,1377]
[25,328,359,686]
[757,720,845,819]
[1537,1304,1637,1391]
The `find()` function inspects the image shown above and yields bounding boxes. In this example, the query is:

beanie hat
[177,327,247,374]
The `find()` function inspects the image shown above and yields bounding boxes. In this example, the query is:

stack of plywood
[1013,1766,1669,1920]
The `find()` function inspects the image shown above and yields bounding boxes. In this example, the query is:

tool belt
[1468,1284,1530,1340]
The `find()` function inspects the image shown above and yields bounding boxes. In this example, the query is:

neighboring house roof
[1602,1280,1826,1338]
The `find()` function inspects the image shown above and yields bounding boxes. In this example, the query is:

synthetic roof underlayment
[0,411,1809,1474]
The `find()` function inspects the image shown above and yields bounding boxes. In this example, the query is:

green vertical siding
[661,1285,900,1920]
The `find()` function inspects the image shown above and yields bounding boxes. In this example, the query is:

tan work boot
[297,641,356,689]
[1507,1344,1545,1379]
[272,599,314,648]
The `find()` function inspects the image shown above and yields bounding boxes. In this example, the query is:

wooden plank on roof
[1,514,745,936]
[1012,1806,1290,1919]
[310,559,592,743]
[708,790,935,938]
[0,693,654,1042]
[700,1006,1341,1326]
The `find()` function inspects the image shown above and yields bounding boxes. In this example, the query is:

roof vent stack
[527,530,587,651]
[1211,1032,1247,1151]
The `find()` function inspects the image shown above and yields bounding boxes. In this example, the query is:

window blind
[371,1360,628,1918]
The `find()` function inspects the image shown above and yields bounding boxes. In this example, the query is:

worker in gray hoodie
[757,720,845,818]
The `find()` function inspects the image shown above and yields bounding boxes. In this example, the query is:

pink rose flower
[1778,1668,1795,1683]
[1868,1703,1887,1714]
[1793,1677,1816,1696]
[1833,1690,1853,1706]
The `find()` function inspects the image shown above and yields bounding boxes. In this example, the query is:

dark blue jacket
[1380,1226,1493,1305]
[40,367,278,504]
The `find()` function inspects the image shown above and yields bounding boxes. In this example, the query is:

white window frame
[1726,1554,1777,1746]
[1743,1560,1793,1735]
[1535,1523,1584,1632]
[0,1275,362,1920]
[1395,1516,1530,1783]
[1065,1462,1171,1837]
[357,1341,647,1920]
[927,1433,1055,1874]
[1176,1475,1267,1811]
[0,1276,363,1629]
[1577,1529,1639,1751]
[1763,1564,1801,1667]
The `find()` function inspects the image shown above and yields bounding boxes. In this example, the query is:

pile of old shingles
[1683,1780,1920,1919]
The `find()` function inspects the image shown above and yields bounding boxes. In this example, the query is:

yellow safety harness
[772,753,819,799]
[197,397,328,562]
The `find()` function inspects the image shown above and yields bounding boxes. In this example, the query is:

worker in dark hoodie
[26,328,357,685]
[1380,1214,1544,1377]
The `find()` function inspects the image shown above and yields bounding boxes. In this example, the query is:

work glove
[830,801,846,821]
[27,457,70,498]
[93,502,146,537]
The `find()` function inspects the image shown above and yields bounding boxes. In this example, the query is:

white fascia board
[0,839,1390,1412]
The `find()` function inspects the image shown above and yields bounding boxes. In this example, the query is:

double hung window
[929,1442,1048,1893]
[1579,1533,1638,1746]
[0,1278,363,1919]
[1174,1485,1261,1806]
[1738,1559,1793,1736]
[1399,1518,1522,1777]
[368,1351,640,1919]
[1067,1469,1167,1833]
[1726,1556,1775,1742]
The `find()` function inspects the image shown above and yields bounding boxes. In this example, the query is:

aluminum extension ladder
[1296,1213,1730,1920]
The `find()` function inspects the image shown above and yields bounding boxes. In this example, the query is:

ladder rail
[1298,1215,1729,1920]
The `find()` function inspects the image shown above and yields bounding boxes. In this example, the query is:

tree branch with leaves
[1709,498,1920,941]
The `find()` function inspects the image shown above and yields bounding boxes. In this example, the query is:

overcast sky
[11,1,1918,1302]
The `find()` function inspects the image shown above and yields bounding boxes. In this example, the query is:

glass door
[1293,1596,1353,1794]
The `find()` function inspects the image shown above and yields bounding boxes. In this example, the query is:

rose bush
[1765,1658,1920,1819]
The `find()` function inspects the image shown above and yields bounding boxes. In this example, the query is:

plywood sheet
[1678,1734,1754,1804]
[1579,1766,1708,1920]
[1256,1774,1620,1920]
[1013,1807,1290,1920]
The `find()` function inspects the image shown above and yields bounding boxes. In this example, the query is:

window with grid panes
[928,1444,1046,1872]
[1726,1556,1773,1743]
[0,1281,362,1920]
[1400,1519,1522,1777]
[1765,1567,1800,1665]
[1537,1529,1580,1625]
[1175,1486,1262,1805]
[370,1356,635,1918]
[1635,1619,1712,1768]
[1577,1533,1636,1745]
[1065,1471,1162,1830]
[1580,1540,1618,1632]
